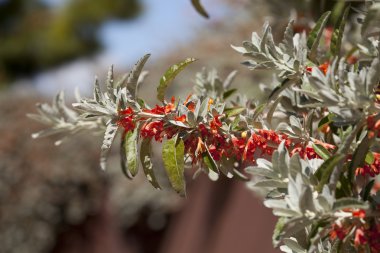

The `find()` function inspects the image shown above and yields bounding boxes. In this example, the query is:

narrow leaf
[191,0,209,19]
[100,123,118,170]
[348,136,371,181]
[223,70,238,89]
[224,107,246,117]
[267,96,282,127]
[330,5,350,57]
[312,143,332,161]
[140,138,161,189]
[202,146,219,174]
[223,88,237,100]
[332,197,368,211]
[157,58,197,102]
[126,54,151,98]
[162,136,186,196]
[315,154,345,192]
[361,180,375,201]
[121,128,139,178]
[307,11,331,61]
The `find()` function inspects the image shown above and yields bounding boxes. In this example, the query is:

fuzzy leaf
[273,217,287,247]
[100,123,118,170]
[202,146,219,174]
[157,58,197,102]
[162,136,186,196]
[307,11,331,61]
[126,54,151,98]
[140,138,161,189]
[330,6,350,57]
[315,154,345,192]
[312,143,331,161]
[121,128,139,178]
[332,198,368,211]
[224,107,246,117]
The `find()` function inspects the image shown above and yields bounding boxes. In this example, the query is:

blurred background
[0,0,355,252]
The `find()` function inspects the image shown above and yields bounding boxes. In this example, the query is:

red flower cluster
[356,153,380,177]
[118,107,135,132]
[117,96,380,179]
[329,209,380,252]
[140,121,165,141]
[290,145,319,159]
[352,224,380,252]
[306,62,329,75]
[367,114,380,139]
[185,123,291,165]
[330,222,352,241]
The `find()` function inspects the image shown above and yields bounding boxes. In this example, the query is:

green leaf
[251,103,266,121]
[307,11,331,61]
[348,136,371,182]
[283,238,306,253]
[272,217,286,247]
[361,180,375,201]
[127,54,151,98]
[365,152,375,165]
[191,0,209,19]
[224,107,246,117]
[332,197,368,211]
[268,78,297,101]
[312,143,331,161]
[202,146,219,174]
[330,5,350,57]
[318,113,334,130]
[121,128,139,178]
[223,88,237,100]
[232,169,249,181]
[157,58,197,102]
[315,154,345,192]
[267,96,282,127]
[140,138,161,189]
[162,136,186,196]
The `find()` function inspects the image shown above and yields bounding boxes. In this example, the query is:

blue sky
[32,0,229,95]
[99,0,229,65]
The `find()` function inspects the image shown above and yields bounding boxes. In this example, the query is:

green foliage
[122,128,139,178]
[330,5,350,57]
[140,138,161,189]
[162,136,186,197]
[307,11,331,62]
[157,58,197,102]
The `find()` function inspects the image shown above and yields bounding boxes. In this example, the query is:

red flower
[143,97,176,115]
[330,223,349,241]
[175,115,187,122]
[210,116,222,134]
[140,121,164,141]
[352,209,366,219]
[354,227,367,247]
[305,62,329,75]
[118,107,135,132]
[356,153,380,177]
[347,55,358,65]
